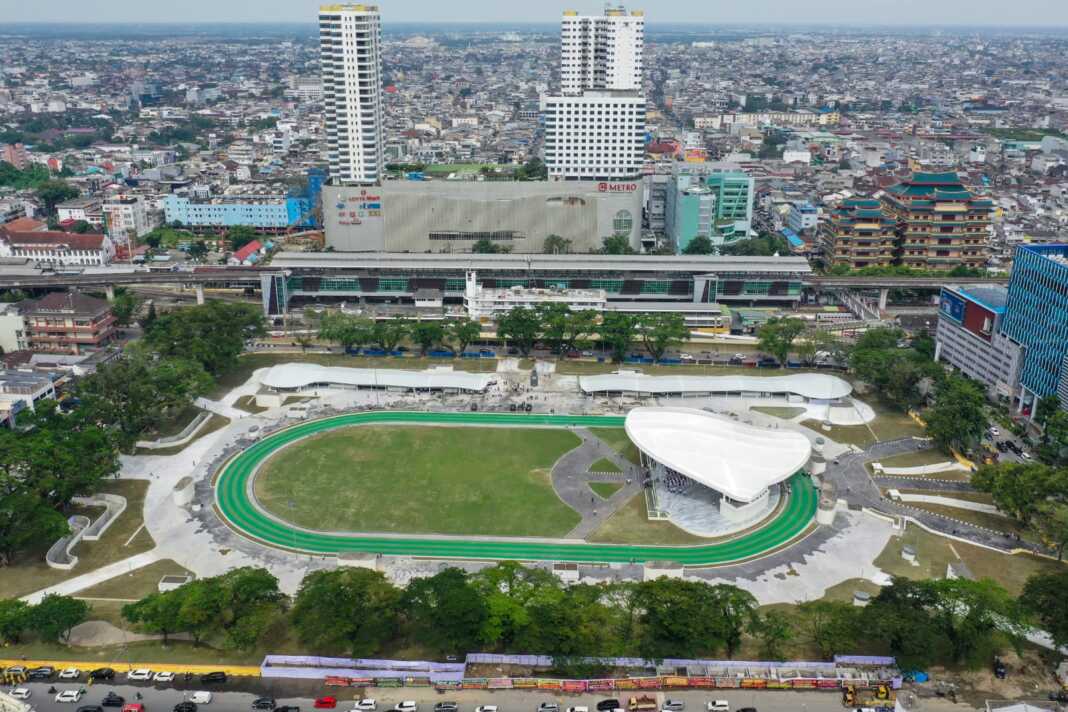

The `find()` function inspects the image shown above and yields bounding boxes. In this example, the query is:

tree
[536,304,597,357]
[472,238,509,254]
[140,301,158,329]
[294,333,314,352]
[30,594,89,643]
[599,312,638,363]
[757,317,806,367]
[447,318,481,355]
[176,579,222,646]
[710,584,759,659]
[122,592,183,644]
[411,320,445,356]
[109,291,141,327]
[682,235,715,255]
[318,311,373,354]
[496,307,541,357]
[794,329,842,366]
[470,561,561,648]
[1035,396,1062,429]
[1021,569,1068,648]
[543,235,572,254]
[638,313,688,362]
[226,225,259,251]
[1040,410,1068,465]
[35,180,79,215]
[187,240,209,261]
[77,353,213,448]
[1033,501,1068,561]
[144,301,265,376]
[292,569,401,657]
[972,461,1067,525]
[633,578,728,661]
[370,317,409,352]
[213,567,284,650]
[0,599,31,644]
[402,568,488,654]
[749,610,794,660]
[601,234,635,255]
[925,374,988,453]
[797,600,860,660]
[0,484,69,567]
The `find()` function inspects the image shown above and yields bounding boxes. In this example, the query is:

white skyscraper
[560,6,645,95]
[543,6,647,182]
[319,4,384,185]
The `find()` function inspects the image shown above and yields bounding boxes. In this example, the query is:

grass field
[589,482,624,499]
[902,502,1028,539]
[0,480,154,599]
[135,415,230,456]
[589,457,622,473]
[78,559,195,601]
[750,406,807,419]
[874,524,1066,595]
[589,427,641,465]
[233,395,269,414]
[804,399,924,447]
[586,493,709,545]
[254,425,582,537]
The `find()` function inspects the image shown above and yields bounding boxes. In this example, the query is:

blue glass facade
[1001,244,1068,401]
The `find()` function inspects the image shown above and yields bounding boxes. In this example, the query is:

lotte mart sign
[598,182,639,193]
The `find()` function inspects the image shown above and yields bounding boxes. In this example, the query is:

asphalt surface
[214,411,818,565]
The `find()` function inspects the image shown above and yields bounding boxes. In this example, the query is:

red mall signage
[598,182,639,193]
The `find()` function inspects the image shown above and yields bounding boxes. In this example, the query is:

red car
[314,699,337,710]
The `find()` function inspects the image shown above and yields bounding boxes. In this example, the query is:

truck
[627,697,657,712]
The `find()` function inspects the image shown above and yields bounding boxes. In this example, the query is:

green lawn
[587,493,710,545]
[750,406,807,420]
[134,415,230,456]
[254,425,582,537]
[0,480,154,599]
[902,502,1029,539]
[873,524,1067,595]
[589,457,622,474]
[804,398,924,448]
[895,488,993,505]
[151,404,204,439]
[234,395,269,414]
[589,427,641,465]
[78,559,194,601]
[589,482,624,500]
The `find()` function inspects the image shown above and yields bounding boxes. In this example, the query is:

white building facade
[103,195,151,240]
[560,7,644,95]
[464,271,606,319]
[319,3,385,185]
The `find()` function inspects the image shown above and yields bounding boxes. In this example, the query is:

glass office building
[1001,244,1068,410]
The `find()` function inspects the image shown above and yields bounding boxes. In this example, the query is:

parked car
[706,703,730,712]
[190,693,213,705]
[28,666,55,680]
[5,665,26,676]
[90,668,116,681]
[123,705,146,712]
[434,703,458,712]
[662,702,684,712]
[59,668,82,680]
[200,672,227,684]
[56,690,85,703]
[273,707,300,712]
[736,708,758,712]
[253,699,277,710]
[394,703,418,712]
[173,703,197,712]
[78,706,105,712]
[315,698,337,709]
[9,689,31,700]
[154,671,176,683]
[566,707,589,712]
[102,692,125,707]
[538,704,560,712]
[128,669,154,681]
[597,701,621,711]
[475,707,498,712]
[353,701,376,712]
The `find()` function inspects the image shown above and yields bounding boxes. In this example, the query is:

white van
[706,703,730,712]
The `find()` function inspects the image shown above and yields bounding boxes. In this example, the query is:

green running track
[215,411,817,566]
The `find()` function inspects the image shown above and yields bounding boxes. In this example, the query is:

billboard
[939,290,966,323]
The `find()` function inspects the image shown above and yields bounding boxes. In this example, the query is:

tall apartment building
[1001,245,1068,412]
[881,172,992,271]
[934,285,1023,402]
[103,195,151,241]
[560,7,644,95]
[664,167,755,252]
[822,198,897,269]
[542,6,647,182]
[319,4,384,185]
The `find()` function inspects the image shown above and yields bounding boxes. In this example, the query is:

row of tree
[973,461,1068,560]
[5,562,1063,673]
[316,311,481,356]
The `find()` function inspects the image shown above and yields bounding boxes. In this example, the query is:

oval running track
[214,411,818,566]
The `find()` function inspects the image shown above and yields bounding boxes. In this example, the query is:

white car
[354,701,377,712]
[154,671,176,682]
[9,689,31,700]
[476,707,498,712]
[56,690,83,703]
[706,704,730,712]
[58,668,81,680]
[190,692,213,705]
[128,668,154,681]
[394,703,418,712]
[566,707,589,712]
[989,426,1001,437]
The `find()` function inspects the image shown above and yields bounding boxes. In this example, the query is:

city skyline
[5,0,1068,26]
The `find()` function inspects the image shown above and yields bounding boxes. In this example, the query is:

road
[4,681,984,712]
[214,411,818,564]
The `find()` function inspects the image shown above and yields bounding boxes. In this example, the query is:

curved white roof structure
[580,371,852,400]
[624,407,812,503]
[261,363,494,392]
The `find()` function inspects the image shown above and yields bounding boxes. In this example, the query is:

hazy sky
[4,0,1068,25]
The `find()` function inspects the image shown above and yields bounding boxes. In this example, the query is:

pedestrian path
[22,549,163,604]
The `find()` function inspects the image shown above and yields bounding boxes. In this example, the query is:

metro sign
[598,182,639,193]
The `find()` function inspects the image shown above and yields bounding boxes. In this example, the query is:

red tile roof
[232,239,263,262]
[0,228,106,251]
[3,217,47,232]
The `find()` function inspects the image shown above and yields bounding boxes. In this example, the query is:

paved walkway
[550,428,642,538]
[873,475,977,493]
[193,396,246,420]
[22,549,163,604]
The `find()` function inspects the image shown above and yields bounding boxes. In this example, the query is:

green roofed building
[881,171,993,271]
[822,198,897,269]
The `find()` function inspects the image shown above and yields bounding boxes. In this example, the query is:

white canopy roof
[580,371,852,400]
[261,363,494,392]
[624,407,812,503]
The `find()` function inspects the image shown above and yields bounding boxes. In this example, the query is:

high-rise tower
[319,4,384,185]
[560,6,644,95]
